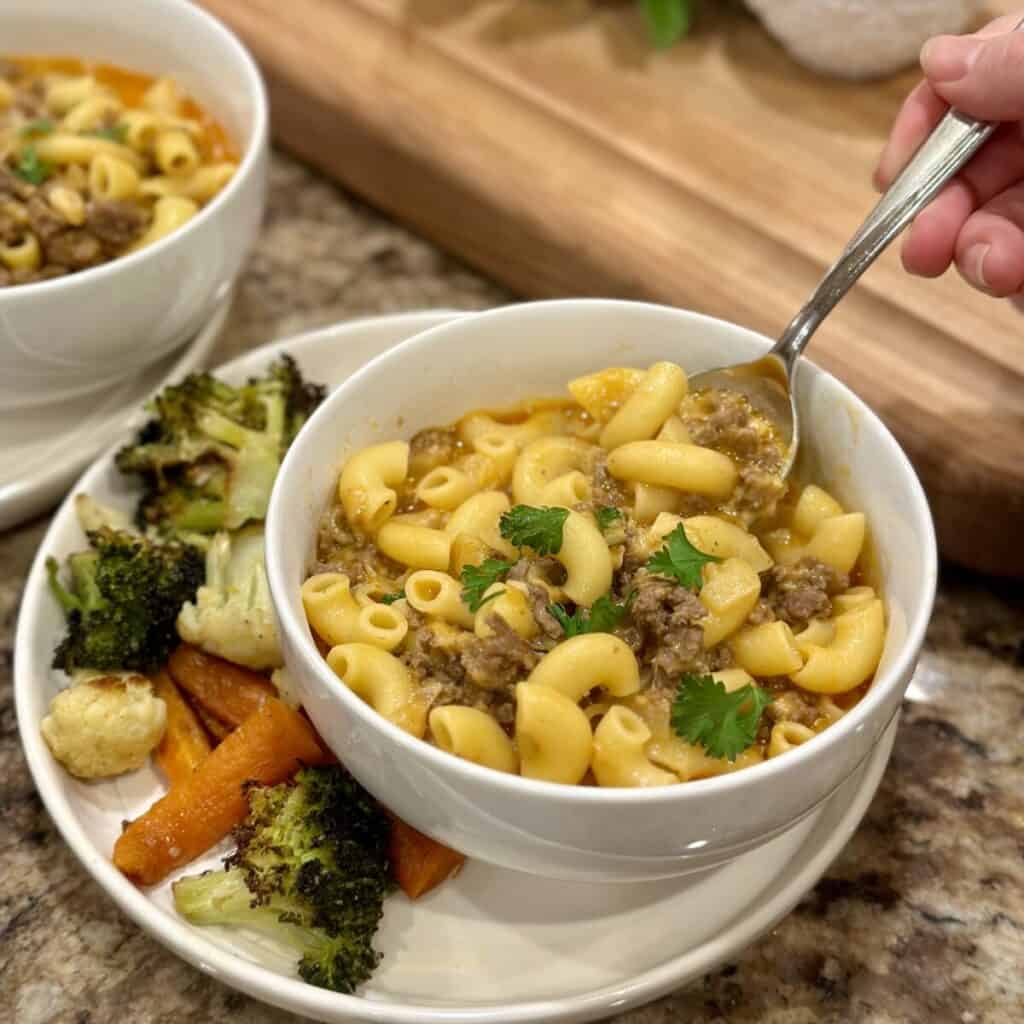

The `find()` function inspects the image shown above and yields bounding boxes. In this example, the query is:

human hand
[875,13,1024,297]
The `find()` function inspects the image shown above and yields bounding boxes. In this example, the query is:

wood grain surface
[199,0,1024,574]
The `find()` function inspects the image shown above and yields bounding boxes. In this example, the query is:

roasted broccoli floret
[173,765,393,994]
[47,527,204,673]
[176,524,282,670]
[115,356,326,535]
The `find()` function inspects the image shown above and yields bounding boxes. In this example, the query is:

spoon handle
[773,17,1024,371]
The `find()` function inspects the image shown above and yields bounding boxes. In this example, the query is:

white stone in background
[15,981,66,1024]
[744,0,985,79]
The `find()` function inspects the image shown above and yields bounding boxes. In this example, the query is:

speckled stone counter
[2,154,1022,1024]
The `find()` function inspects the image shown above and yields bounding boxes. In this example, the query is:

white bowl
[267,299,938,883]
[0,0,268,410]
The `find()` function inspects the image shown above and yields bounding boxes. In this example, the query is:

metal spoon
[688,58,1020,477]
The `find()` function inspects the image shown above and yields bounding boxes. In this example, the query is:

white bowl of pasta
[267,299,937,882]
[0,0,267,409]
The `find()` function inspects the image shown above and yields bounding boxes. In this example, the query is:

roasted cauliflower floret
[40,675,167,779]
[177,525,282,670]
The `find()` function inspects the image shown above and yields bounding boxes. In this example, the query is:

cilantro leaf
[548,592,634,638]
[477,588,505,610]
[639,0,693,49]
[595,506,623,533]
[548,602,582,638]
[19,118,54,138]
[11,145,53,186]
[671,674,773,761]
[460,558,513,612]
[379,590,405,605]
[499,505,569,556]
[89,123,129,143]
[645,523,720,590]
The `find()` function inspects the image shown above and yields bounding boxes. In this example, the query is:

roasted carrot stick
[151,670,212,788]
[168,644,276,728]
[113,698,328,886]
[389,816,465,899]
[192,700,232,743]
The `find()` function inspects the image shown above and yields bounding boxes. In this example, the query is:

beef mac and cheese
[305,361,885,788]
[0,57,237,286]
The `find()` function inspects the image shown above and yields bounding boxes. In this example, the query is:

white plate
[0,290,231,533]
[15,312,898,1024]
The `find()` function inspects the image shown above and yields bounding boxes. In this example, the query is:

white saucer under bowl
[15,311,898,1024]
[0,291,231,533]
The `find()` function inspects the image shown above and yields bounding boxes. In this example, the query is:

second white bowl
[267,299,937,882]
[0,0,268,409]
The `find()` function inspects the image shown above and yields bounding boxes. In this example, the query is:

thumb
[921,28,1024,121]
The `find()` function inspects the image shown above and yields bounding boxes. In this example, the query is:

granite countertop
[2,153,1022,1024]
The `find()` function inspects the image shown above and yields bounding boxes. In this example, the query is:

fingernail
[920,36,983,82]
[964,243,991,289]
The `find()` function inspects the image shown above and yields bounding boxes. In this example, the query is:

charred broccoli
[173,765,393,994]
[47,527,204,673]
[115,356,326,535]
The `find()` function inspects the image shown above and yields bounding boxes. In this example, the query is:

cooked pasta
[0,56,237,286]
[307,361,885,787]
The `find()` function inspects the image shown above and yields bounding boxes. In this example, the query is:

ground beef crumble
[86,199,148,249]
[408,427,458,475]
[525,582,564,640]
[764,557,848,631]
[402,625,467,690]
[401,620,537,727]
[629,574,707,683]
[461,616,540,691]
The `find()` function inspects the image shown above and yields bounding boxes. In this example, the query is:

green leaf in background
[640,0,693,48]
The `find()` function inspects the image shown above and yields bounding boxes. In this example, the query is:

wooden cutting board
[200,0,1023,575]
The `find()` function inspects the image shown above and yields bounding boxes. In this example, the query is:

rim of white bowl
[0,0,268,300]
[268,298,939,809]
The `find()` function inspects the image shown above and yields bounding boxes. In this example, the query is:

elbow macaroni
[599,361,689,450]
[301,573,408,650]
[307,361,886,787]
[405,571,476,629]
[607,441,737,498]
[326,643,426,737]
[130,196,197,250]
[515,683,593,784]
[527,634,640,703]
[591,706,677,787]
[555,510,613,605]
[338,440,409,533]
[429,706,518,773]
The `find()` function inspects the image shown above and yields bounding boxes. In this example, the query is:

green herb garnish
[671,673,773,761]
[379,590,405,605]
[645,523,720,590]
[499,505,569,556]
[460,558,513,613]
[19,118,54,138]
[640,0,694,48]
[89,123,129,143]
[11,144,53,185]
[477,588,505,610]
[595,506,623,533]
[549,592,634,638]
